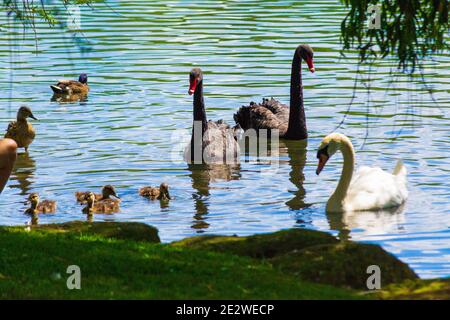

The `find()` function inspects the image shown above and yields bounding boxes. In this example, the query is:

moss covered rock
[376,278,450,300]
[270,242,418,289]
[171,229,337,259]
[25,221,160,243]
[172,228,420,290]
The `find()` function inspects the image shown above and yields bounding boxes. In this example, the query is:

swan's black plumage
[234,44,314,140]
[185,68,240,164]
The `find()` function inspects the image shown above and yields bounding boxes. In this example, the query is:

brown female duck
[24,193,57,214]
[4,106,37,152]
[139,183,171,200]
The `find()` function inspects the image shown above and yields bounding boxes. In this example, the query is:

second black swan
[233,44,314,140]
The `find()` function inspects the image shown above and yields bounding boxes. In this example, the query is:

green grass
[0,224,360,299]
[375,278,450,300]
[2,222,445,299]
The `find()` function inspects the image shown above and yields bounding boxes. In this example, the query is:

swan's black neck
[190,80,208,163]
[193,80,208,133]
[285,51,307,140]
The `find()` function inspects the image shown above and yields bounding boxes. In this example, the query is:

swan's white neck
[327,137,355,212]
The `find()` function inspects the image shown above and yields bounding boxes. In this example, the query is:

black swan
[233,44,314,140]
[185,68,240,164]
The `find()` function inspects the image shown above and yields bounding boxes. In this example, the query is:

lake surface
[0,0,449,279]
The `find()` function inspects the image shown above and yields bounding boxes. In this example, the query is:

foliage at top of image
[340,0,449,73]
[1,0,101,29]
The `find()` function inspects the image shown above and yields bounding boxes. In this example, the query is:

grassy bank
[0,221,446,299]
[0,222,359,299]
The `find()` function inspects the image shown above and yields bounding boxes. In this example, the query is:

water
[0,0,449,279]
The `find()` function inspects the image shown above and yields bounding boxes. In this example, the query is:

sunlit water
[0,0,449,279]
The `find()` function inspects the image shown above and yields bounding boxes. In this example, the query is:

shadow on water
[327,204,406,241]
[10,153,36,195]
[188,163,241,232]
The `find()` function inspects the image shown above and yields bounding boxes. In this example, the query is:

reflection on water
[327,205,406,241]
[158,198,170,209]
[0,0,449,278]
[188,164,241,232]
[10,153,36,195]
[51,93,88,104]
[281,140,309,211]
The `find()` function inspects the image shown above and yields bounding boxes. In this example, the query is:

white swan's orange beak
[316,154,328,175]
[189,79,197,95]
[306,57,315,73]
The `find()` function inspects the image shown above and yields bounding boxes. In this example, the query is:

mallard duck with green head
[24,193,57,214]
[50,73,89,95]
[4,106,37,152]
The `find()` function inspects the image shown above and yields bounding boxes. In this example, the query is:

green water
[0,0,449,278]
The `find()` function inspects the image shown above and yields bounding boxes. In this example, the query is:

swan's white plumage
[342,161,408,212]
[319,133,408,213]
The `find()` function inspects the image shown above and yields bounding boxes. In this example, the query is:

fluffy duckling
[75,185,120,203]
[24,193,57,214]
[81,190,120,214]
[50,73,89,95]
[4,106,37,152]
[82,192,96,216]
[93,197,121,214]
[139,183,171,200]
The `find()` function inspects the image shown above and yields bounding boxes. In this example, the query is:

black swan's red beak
[306,57,315,73]
[189,79,197,95]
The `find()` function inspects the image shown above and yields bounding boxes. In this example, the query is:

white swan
[316,133,408,213]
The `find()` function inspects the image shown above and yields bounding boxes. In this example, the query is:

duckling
[82,192,96,216]
[93,197,121,214]
[75,185,120,203]
[4,106,37,152]
[50,73,89,95]
[81,190,120,214]
[24,193,57,214]
[139,183,171,200]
